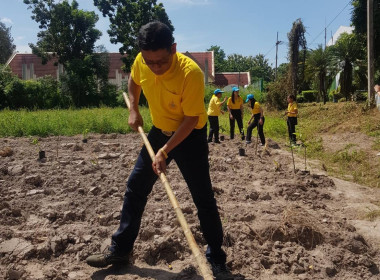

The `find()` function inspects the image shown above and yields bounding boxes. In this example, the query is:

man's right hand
[128,110,144,131]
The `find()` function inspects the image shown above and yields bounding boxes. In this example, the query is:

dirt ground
[1,132,380,280]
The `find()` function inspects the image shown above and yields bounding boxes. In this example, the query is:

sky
[1,0,353,67]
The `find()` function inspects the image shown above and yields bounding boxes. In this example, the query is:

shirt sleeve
[130,53,142,86]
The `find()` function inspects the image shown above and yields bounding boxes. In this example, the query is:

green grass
[1,101,379,188]
[0,107,152,137]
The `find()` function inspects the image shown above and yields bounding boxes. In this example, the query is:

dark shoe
[214,140,221,144]
[86,250,130,268]
[210,262,234,280]
[241,135,245,141]
[207,139,212,143]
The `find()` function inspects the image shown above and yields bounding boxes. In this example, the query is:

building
[6,51,250,89]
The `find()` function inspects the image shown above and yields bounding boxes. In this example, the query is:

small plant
[31,137,45,160]
[31,137,41,151]
[294,132,308,171]
[82,128,89,143]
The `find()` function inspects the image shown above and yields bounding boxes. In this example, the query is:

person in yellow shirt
[286,94,298,145]
[245,94,265,146]
[227,87,245,140]
[86,21,232,280]
[207,89,227,143]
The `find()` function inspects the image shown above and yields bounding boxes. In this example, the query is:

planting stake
[122,92,214,280]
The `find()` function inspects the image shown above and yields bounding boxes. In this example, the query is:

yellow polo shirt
[207,95,223,116]
[287,102,298,117]
[130,52,207,131]
[251,102,261,115]
[227,96,243,110]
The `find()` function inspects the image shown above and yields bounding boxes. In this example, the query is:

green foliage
[287,18,307,95]
[23,0,102,65]
[0,22,16,64]
[265,77,289,110]
[94,0,173,72]
[300,90,318,103]
[329,33,366,101]
[207,45,226,72]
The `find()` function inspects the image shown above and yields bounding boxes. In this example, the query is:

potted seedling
[31,137,45,160]
[82,128,89,143]
[220,126,226,141]
[294,132,309,172]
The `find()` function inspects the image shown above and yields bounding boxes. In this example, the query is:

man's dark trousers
[110,125,226,264]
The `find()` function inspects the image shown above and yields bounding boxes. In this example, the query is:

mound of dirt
[1,134,380,280]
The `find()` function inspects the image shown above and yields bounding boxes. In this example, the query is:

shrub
[301,90,318,102]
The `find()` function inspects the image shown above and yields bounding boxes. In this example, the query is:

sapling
[82,128,89,143]
[294,132,308,171]
[31,137,45,160]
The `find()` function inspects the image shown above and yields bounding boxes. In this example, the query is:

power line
[309,1,351,46]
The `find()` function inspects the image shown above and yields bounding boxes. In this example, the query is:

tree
[247,54,273,82]
[305,45,332,104]
[24,0,102,65]
[207,45,226,72]
[23,0,113,107]
[330,32,366,100]
[287,18,307,96]
[94,0,173,71]
[0,22,16,64]
[351,0,380,80]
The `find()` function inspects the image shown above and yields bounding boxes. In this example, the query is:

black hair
[288,94,296,101]
[231,90,239,104]
[249,97,256,109]
[138,21,174,52]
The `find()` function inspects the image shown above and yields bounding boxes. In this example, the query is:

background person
[375,84,380,110]
[286,94,298,146]
[207,89,227,143]
[245,94,265,146]
[86,21,232,280]
[227,86,245,140]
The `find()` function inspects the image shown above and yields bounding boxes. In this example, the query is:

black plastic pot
[220,135,225,141]
[82,139,88,143]
[39,150,46,160]
[239,148,245,156]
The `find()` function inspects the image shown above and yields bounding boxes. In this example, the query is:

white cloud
[1,17,13,24]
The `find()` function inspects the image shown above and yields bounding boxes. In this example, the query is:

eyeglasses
[142,55,172,67]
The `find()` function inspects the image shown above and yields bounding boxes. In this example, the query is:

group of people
[207,87,299,147]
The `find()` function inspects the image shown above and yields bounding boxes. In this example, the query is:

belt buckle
[162,130,173,137]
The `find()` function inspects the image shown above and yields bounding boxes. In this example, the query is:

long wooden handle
[123,92,214,280]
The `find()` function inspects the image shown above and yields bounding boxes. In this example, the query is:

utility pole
[367,0,374,106]
[275,32,282,81]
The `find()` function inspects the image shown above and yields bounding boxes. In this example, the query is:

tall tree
[287,18,307,96]
[207,45,226,72]
[351,0,380,80]
[0,22,16,64]
[305,45,332,104]
[94,0,173,71]
[24,0,102,65]
[23,0,109,107]
[330,32,366,100]
[247,54,273,82]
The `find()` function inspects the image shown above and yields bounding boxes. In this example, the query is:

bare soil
[1,133,380,280]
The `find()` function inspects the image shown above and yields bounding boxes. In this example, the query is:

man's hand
[152,149,167,175]
[128,110,144,131]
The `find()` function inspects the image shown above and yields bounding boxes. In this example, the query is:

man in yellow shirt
[207,89,227,143]
[286,94,298,145]
[86,21,232,280]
